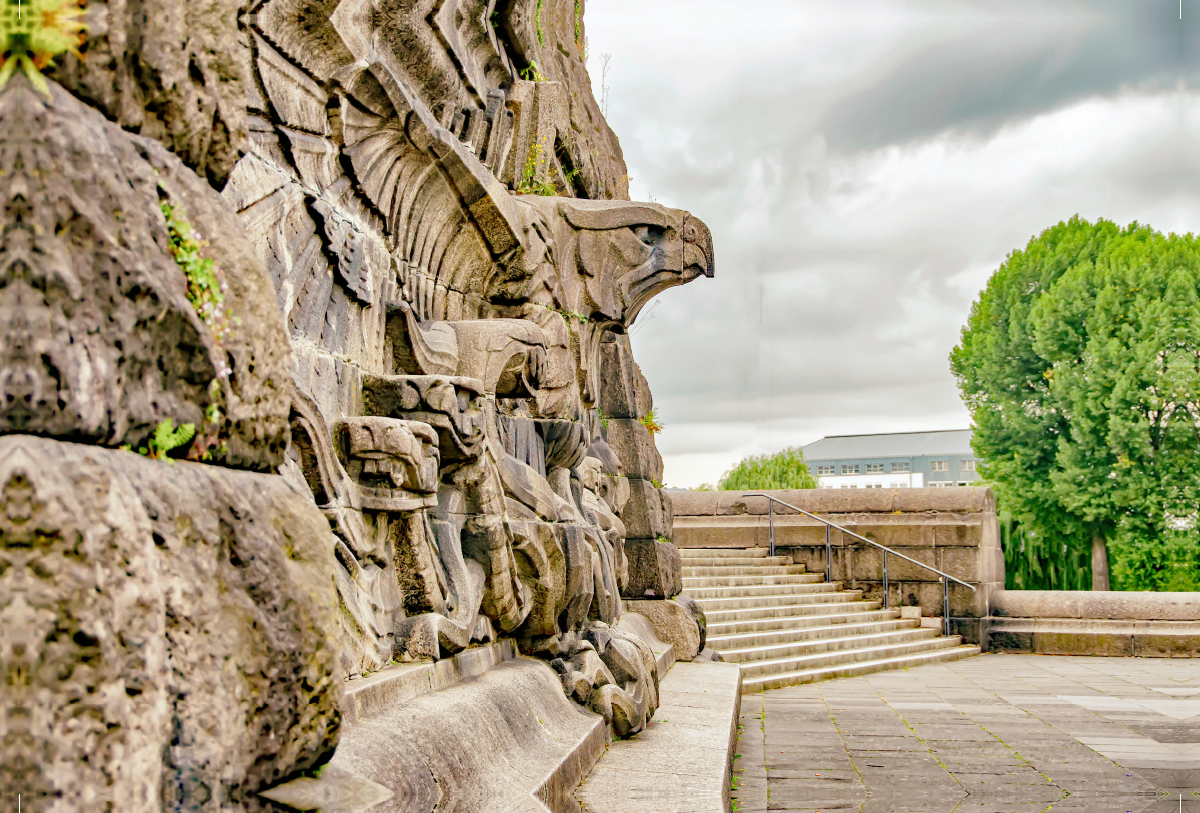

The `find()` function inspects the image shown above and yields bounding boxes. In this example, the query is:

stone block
[668,490,720,517]
[625,599,702,662]
[673,516,768,549]
[605,419,664,483]
[1132,633,1200,657]
[0,435,341,809]
[623,538,682,599]
[891,487,994,514]
[0,85,291,470]
[989,630,1034,652]
[598,336,639,419]
[851,522,933,549]
[623,477,671,540]
[852,546,938,582]
[1034,631,1134,657]
[53,0,250,184]
[933,522,983,548]
[947,616,986,644]
[936,547,985,583]
[769,522,831,549]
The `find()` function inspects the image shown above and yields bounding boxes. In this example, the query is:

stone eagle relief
[0,0,712,807]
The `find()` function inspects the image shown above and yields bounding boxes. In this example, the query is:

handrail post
[824,524,831,583]
[768,499,775,559]
[943,578,950,636]
[882,550,888,609]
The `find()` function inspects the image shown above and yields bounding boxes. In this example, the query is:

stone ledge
[340,639,519,726]
[669,488,995,517]
[574,662,743,813]
[988,617,1200,657]
[330,657,606,813]
[992,590,1200,621]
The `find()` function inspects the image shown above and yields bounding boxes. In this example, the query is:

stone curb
[575,661,744,813]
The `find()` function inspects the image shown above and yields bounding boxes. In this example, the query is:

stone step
[737,636,965,680]
[680,556,792,568]
[708,617,920,649]
[679,547,770,559]
[680,564,809,578]
[687,582,841,601]
[682,573,824,589]
[706,607,898,635]
[693,590,863,612]
[701,598,880,624]
[720,626,940,664]
[740,646,981,693]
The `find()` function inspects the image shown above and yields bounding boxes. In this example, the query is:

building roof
[802,429,974,461]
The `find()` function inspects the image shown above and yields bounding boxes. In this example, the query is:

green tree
[718,447,816,491]
[951,217,1200,591]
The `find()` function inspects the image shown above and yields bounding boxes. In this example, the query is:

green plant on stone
[161,200,235,356]
[551,306,589,323]
[516,137,559,196]
[596,406,609,430]
[123,419,196,461]
[535,0,544,44]
[0,0,87,96]
[638,407,662,435]
[188,381,229,463]
[518,61,544,82]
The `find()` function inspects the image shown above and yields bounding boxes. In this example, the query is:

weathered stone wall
[671,489,1004,644]
[2,0,713,806]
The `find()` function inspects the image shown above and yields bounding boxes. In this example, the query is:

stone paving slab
[733,654,1200,812]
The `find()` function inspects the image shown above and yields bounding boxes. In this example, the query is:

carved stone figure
[219,0,715,732]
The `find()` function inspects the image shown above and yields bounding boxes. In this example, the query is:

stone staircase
[683,548,980,693]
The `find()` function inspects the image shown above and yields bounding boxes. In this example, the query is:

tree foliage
[718,446,816,491]
[951,217,1200,591]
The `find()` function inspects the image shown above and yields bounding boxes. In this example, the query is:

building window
[891,462,910,473]
[931,460,948,472]
[957,481,971,487]
[961,460,976,471]
[865,463,884,473]
[841,465,859,474]
[930,481,952,488]
[816,465,835,475]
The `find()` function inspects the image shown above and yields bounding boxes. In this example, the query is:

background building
[801,430,980,489]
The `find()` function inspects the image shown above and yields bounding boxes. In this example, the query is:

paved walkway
[733,654,1199,813]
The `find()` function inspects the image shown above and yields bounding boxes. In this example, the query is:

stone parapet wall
[989,590,1200,657]
[670,489,1004,644]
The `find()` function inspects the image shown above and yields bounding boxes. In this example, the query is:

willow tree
[951,217,1200,591]
[718,446,816,491]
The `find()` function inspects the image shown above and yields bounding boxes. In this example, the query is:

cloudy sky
[585,0,1200,488]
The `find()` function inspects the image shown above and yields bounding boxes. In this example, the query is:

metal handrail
[744,492,975,636]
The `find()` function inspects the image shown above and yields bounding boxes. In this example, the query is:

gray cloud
[823,0,1197,152]
[586,0,1200,486]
